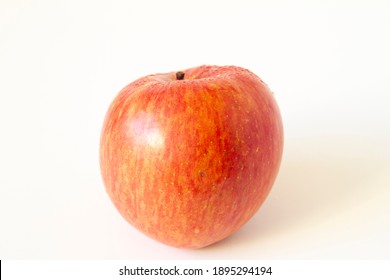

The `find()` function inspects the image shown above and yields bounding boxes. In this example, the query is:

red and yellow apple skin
[100,65,283,248]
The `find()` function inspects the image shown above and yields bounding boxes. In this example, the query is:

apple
[100,65,283,248]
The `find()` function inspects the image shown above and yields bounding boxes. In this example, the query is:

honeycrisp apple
[100,65,283,248]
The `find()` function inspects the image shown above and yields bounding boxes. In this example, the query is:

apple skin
[100,65,283,248]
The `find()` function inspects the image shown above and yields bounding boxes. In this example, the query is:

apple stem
[176,71,185,80]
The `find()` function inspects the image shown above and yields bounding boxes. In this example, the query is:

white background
[1,0,389,259]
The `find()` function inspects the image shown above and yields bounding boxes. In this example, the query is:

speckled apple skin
[100,65,283,248]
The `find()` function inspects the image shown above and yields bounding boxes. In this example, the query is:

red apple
[100,65,283,248]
